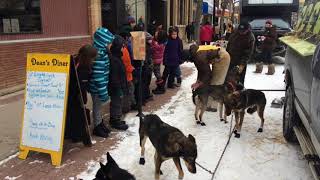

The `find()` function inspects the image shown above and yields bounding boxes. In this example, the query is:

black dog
[139,114,197,180]
[94,152,135,180]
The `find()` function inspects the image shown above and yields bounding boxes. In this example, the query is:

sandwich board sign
[130,31,146,61]
[19,53,70,166]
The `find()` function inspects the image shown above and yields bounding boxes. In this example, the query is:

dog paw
[160,170,163,175]
[139,158,145,165]
[234,133,241,138]
[257,128,263,133]
[200,122,206,126]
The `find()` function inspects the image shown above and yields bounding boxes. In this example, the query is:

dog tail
[247,106,257,114]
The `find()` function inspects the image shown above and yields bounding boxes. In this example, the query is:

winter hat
[266,19,273,25]
[93,27,115,49]
[127,16,136,24]
[111,35,125,56]
[237,22,250,31]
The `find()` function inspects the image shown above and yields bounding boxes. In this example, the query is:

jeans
[259,50,273,64]
[175,66,182,83]
[162,65,178,87]
[91,94,103,127]
[153,64,162,81]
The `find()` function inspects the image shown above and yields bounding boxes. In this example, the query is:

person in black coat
[66,44,97,145]
[143,33,154,102]
[109,35,129,131]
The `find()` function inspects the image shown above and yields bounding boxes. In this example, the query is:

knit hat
[238,22,250,31]
[111,35,125,56]
[127,16,136,24]
[266,19,272,25]
[93,27,115,49]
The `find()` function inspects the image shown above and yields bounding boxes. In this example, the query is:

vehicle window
[250,19,291,29]
[313,44,320,79]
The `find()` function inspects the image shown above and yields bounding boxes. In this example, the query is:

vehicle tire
[283,85,299,142]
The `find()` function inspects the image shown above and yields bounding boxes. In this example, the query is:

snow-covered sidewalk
[78,64,312,180]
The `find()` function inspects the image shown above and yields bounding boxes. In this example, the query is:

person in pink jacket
[200,22,214,45]
[151,30,167,83]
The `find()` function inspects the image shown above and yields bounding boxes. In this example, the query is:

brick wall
[0,37,91,91]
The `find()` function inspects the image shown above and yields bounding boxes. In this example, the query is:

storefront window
[0,0,42,34]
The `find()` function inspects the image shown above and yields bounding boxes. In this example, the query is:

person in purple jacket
[153,27,183,94]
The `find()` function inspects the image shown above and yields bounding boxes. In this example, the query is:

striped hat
[93,27,115,49]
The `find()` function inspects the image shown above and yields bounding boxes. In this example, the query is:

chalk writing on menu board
[22,71,67,152]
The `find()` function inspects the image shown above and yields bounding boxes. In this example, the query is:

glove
[238,65,245,74]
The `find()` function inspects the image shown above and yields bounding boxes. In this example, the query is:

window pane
[0,0,42,34]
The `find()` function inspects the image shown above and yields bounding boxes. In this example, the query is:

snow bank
[77,65,312,180]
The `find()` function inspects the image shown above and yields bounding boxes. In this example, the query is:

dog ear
[107,152,116,164]
[99,162,105,168]
[188,134,196,143]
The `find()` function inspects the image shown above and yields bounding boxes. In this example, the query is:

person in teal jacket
[89,27,114,138]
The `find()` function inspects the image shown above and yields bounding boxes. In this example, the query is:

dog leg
[173,157,184,179]
[221,103,228,123]
[257,106,265,133]
[234,112,241,138]
[219,102,224,122]
[239,111,245,133]
[139,136,147,165]
[195,102,200,124]
[199,102,207,126]
[154,151,163,180]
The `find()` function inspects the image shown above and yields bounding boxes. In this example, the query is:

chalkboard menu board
[19,53,70,166]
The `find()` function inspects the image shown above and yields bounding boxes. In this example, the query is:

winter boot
[110,120,129,130]
[266,64,275,75]
[93,122,110,138]
[152,85,166,94]
[254,62,263,73]
[152,81,166,94]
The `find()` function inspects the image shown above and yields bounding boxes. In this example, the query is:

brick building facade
[0,0,102,94]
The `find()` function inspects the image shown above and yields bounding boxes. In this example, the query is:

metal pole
[135,0,138,22]
[136,0,147,118]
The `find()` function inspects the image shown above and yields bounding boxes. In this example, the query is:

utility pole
[194,0,203,44]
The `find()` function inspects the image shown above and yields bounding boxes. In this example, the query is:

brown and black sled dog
[224,89,267,138]
[139,114,197,180]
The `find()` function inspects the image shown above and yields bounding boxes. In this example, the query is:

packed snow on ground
[77,64,312,180]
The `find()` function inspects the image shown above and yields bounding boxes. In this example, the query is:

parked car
[283,41,320,179]
[250,18,292,58]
